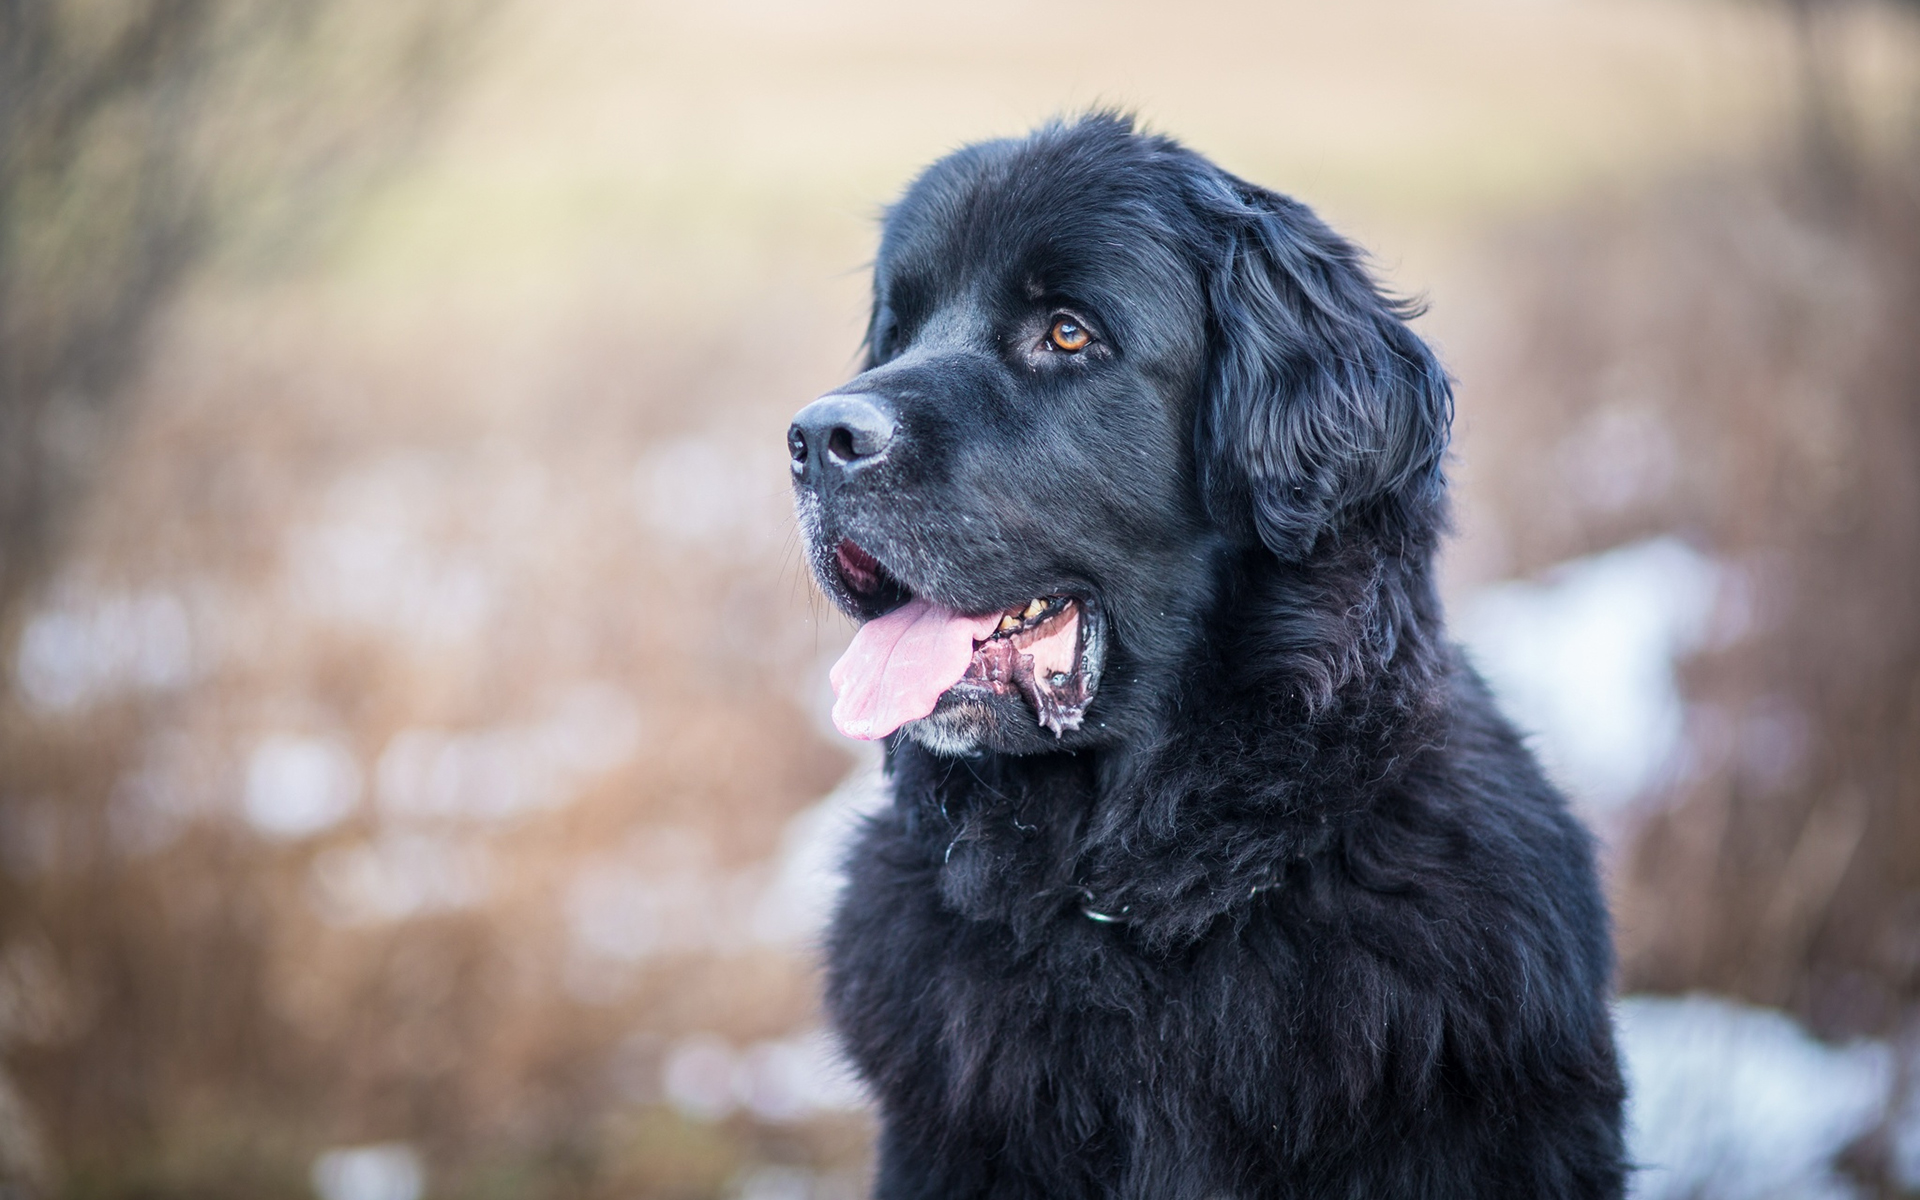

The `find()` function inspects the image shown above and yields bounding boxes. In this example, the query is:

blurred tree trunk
[0,0,484,634]
[1786,0,1856,199]
[1,0,205,630]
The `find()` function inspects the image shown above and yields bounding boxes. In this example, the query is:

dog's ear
[1195,179,1453,558]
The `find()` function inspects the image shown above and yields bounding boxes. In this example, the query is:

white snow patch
[1619,994,1891,1200]
[752,754,887,946]
[310,1142,424,1200]
[1890,1078,1920,1191]
[243,734,361,840]
[1456,537,1723,813]
[14,588,194,713]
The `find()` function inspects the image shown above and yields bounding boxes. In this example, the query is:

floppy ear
[1195,179,1453,559]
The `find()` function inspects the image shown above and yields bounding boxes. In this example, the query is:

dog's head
[790,115,1451,756]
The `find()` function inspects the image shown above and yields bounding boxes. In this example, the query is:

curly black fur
[792,114,1625,1199]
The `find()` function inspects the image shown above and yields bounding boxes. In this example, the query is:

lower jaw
[955,654,1095,737]
[909,603,1105,751]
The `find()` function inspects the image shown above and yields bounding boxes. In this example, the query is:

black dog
[788,115,1625,1199]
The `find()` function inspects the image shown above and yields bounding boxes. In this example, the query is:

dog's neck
[884,527,1450,952]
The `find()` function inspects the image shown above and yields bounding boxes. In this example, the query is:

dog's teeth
[1023,598,1046,619]
[997,614,1020,633]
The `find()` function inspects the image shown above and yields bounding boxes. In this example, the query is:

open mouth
[834,540,909,615]
[827,539,1104,741]
[952,595,1096,735]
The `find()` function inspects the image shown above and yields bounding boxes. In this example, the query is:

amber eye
[1047,317,1092,353]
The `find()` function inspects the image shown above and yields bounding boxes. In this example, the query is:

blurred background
[2,1,1919,1197]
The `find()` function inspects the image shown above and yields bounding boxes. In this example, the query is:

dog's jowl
[788,115,1626,1200]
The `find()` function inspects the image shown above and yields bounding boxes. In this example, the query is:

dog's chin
[901,687,1029,757]
[903,673,1109,757]
[901,699,993,757]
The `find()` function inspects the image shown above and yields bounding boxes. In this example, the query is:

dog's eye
[1047,317,1092,353]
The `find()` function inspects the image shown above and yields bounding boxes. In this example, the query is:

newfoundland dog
[787,114,1625,1199]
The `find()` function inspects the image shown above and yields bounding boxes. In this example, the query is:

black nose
[788,393,897,477]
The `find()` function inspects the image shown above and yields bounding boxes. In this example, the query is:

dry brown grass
[2,1,1918,1196]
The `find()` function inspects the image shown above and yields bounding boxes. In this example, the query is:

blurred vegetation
[0,0,1916,1198]
[0,0,481,627]
[1468,135,1920,1200]
[1455,8,1920,1191]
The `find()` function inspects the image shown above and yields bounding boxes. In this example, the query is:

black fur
[791,115,1625,1199]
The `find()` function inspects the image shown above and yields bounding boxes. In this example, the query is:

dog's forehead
[875,134,1204,327]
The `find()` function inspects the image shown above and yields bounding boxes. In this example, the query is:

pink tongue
[830,598,1000,740]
